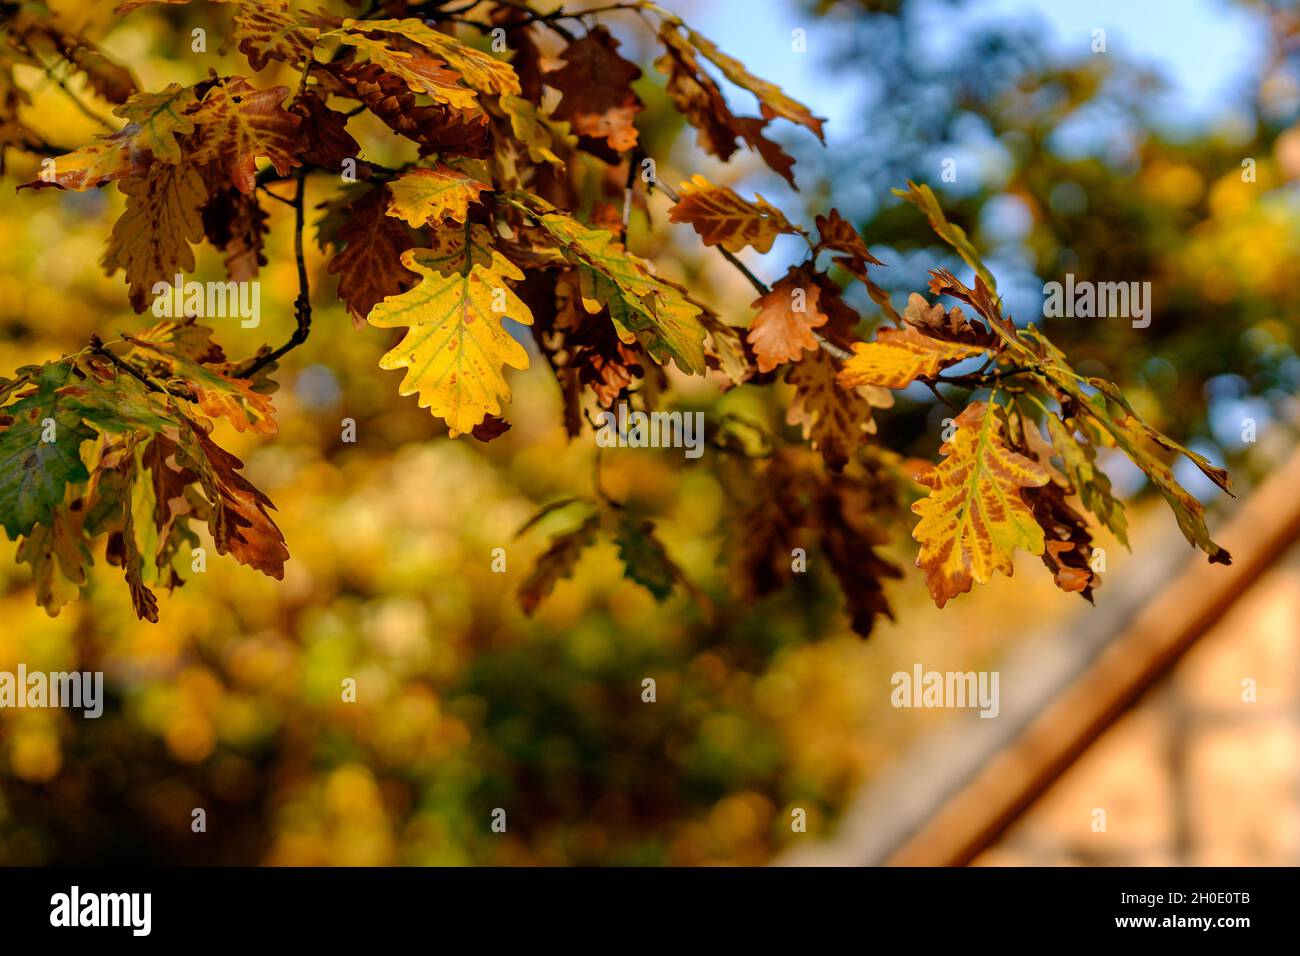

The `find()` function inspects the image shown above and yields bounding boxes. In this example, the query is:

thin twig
[652,177,858,363]
[239,169,311,378]
[42,58,116,132]
[924,380,959,412]
[89,334,162,393]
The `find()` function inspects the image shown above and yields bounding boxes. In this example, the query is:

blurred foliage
[0,0,1293,866]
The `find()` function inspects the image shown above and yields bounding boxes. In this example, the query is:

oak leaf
[367,249,534,436]
[318,183,421,325]
[786,348,892,472]
[101,159,207,313]
[175,417,288,579]
[836,326,986,390]
[343,18,520,96]
[336,33,481,111]
[668,174,798,254]
[746,265,828,373]
[911,400,1051,607]
[188,77,301,195]
[386,165,490,226]
[234,0,320,72]
[546,26,643,153]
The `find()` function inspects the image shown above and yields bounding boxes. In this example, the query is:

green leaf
[612,516,681,601]
[0,363,95,539]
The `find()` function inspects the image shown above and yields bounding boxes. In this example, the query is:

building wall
[973,541,1300,866]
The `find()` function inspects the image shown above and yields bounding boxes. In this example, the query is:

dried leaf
[101,159,207,313]
[746,265,828,373]
[189,76,301,195]
[668,174,798,254]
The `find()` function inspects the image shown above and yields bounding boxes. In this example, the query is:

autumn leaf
[673,26,825,140]
[532,208,705,374]
[111,83,199,164]
[323,61,489,154]
[813,207,880,264]
[16,508,91,616]
[386,165,490,226]
[175,417,288,579]
[234,0,320,72]
[15,82,197,190]
[518,513,599,615]
[319,183,421,325]
[342,18,521,97]
[786,348,892,472]
[546,26,643,153]
[836,325,987,390]
[122,334,277,435]
[1087,381,1232,564]
[668,174,799,254]
[1043,412,1129,547]
[911,400,1051,607]
[292,90,360,168]
[101,159,207,313]
[1021,326,1229,563]
[189,77,301,195]
[746,265,829,373]
[894,180,997,291]
[367,248,534,436]
[499,93,572,167]
[336,33,481,111]
[654,28,742,161]
[1026,481,1102,601]
[901,292,996,348]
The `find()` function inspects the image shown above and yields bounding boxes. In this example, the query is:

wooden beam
[887,447,1300,866]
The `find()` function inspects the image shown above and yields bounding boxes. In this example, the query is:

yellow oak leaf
[101,160,207,313]
[368,249,533,436]
[19,83,197,190]
[668,174,798,254]
[911,400,1051,607]
[835,326,986,389]
[336,33,481,111]
[385,165,490,226]
[342,18,520,96]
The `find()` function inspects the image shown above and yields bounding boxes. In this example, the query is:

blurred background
[0,0,1297,865]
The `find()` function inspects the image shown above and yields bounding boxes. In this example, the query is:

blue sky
[659,0,1268,142]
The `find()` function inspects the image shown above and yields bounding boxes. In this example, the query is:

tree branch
[88,334,162,393]
[238,169,311,378]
